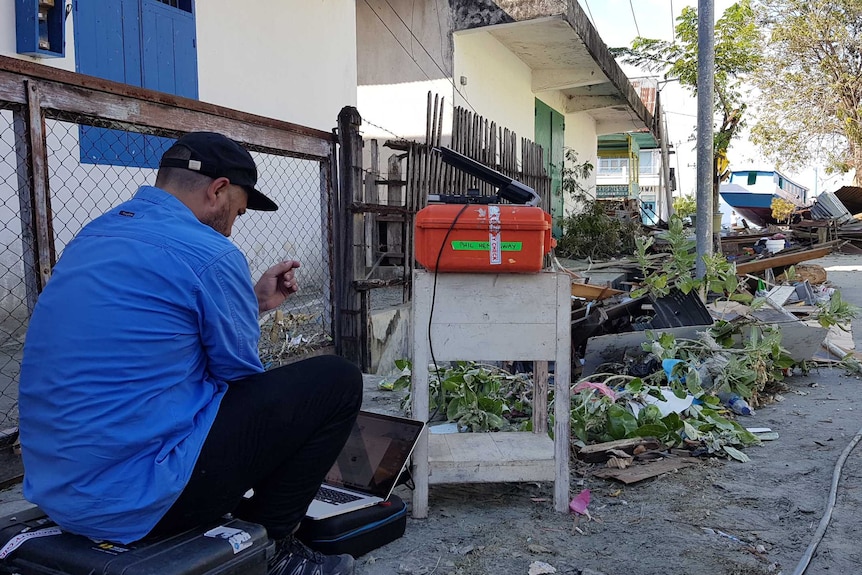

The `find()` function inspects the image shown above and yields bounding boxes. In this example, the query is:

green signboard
[596,184,630,198]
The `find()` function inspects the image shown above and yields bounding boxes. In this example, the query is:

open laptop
[305,411,425,520]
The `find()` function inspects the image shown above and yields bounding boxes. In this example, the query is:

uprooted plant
[632,215,746,303]
[814,290,860,331]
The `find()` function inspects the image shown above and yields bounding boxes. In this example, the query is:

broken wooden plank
[577,437,661,463]
[734,244,837,274]
[591,457,699,484]
[570,282,624,301]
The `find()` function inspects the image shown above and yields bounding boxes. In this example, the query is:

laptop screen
[324,411,425,498]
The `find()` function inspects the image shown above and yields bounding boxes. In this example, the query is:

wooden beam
[734,245,837,275]
[570,282,624,301]
[0,70,334,161]
[336,107,368,368]
[12,107,39,312]
[320,159,336,335]
[24,81,55,291]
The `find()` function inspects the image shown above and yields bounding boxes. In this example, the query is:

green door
[535,99,565,237]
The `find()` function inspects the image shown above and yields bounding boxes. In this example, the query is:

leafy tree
[612,1,763,211]
[750,0,862,184]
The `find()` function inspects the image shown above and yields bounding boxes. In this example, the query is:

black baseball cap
[159,132,278,211]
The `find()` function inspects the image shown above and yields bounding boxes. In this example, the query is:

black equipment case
[0,506,272,575]
[296,494,407,558]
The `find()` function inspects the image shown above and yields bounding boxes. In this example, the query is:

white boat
[719,169,808,227]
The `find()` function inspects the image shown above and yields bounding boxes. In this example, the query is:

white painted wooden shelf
[410,270,571,518]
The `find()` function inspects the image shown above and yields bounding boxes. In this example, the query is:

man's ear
[205,177,231,206]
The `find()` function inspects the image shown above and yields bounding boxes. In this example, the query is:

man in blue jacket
[19,132,360,575]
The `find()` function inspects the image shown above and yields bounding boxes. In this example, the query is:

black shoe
[268,536,355,575]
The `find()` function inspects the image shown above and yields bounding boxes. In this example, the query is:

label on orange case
[450,241,523,251]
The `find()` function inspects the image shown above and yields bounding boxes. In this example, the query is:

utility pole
[657,91,673,221]
[695,0,714,278]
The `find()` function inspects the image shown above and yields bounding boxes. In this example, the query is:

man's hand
[255,260,301,314]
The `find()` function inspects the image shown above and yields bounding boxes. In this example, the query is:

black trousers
[147,355,363,541]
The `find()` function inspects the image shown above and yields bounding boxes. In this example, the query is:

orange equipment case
[415,203,554,273]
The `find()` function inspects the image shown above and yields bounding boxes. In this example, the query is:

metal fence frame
[0,55,350,431]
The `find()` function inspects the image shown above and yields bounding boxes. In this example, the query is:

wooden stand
[410,270,571,517]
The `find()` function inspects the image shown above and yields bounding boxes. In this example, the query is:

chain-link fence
[0,73,338,430]
[0,103,27,432]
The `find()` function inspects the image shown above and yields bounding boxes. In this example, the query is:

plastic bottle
[717,391,755,416]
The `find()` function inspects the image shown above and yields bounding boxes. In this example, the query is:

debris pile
[559,215,860,477]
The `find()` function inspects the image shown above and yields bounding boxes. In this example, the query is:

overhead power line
[362,0,432,84]
[629,0,641,37]
[373,0,479,115]
[584,0,596,26]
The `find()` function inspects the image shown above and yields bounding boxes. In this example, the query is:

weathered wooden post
[336,106,369,369]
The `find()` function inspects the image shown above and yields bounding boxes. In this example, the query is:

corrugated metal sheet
[811,191,855,224]
[833,186,862,214]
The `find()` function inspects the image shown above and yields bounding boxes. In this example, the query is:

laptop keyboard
[316,486,363,505]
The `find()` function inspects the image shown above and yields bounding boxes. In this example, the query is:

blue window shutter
[141,0,198,167]
[76,0,144,166]
[75,0,197,169]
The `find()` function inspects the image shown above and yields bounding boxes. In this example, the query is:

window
[598,157,628,175]
[638,150,657,175]
[747,172,757,186]
[74,0,198,168]
[156,0,192,11]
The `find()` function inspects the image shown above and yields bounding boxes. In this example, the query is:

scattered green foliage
[632,216,699,298]
[379,360,532,432]
[559,148,595,205]
[380,344,768,461]
[570,375,759,460]
[557,202,642,260]
[644,327,795,404]
[814,291,861,331]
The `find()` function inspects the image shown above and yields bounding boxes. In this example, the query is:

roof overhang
[598,131,659,152]
[455,10,655,136]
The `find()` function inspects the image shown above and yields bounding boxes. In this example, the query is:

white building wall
[356,0,453,142]
[196,0,356,131]
[452,30,535,143]
[562,111,598,213]
[0,1,357,330]
[0,1,356,129]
